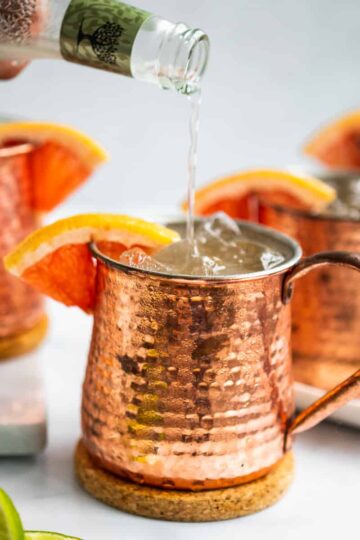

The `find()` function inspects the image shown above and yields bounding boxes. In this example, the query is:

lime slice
[0,489,24,540]
[25,533,81,540]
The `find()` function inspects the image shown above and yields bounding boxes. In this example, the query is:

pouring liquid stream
[119,83,286,277]
[186,89,202,253]
[119,57,286,276]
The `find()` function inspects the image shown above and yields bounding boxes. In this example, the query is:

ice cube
[260,248,285,270]
[196,212,241,247]
[119,248,169,272]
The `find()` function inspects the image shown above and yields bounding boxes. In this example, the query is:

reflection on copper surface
[260,203,360,390]
[0,146,44,341]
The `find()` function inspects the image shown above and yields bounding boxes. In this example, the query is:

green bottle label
[60,0,150,76]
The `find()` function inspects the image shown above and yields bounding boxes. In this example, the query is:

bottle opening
[173,29,209,95]
[131,16,209,95]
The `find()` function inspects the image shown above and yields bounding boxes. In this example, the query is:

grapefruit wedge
[0,121,108,211]
[4,214,180,313]
[304,110,360,170]
[186,169,336,219]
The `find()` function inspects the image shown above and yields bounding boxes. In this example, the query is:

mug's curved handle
[282,251,360,448]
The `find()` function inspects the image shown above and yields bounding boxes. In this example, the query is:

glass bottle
[0,0,209,94]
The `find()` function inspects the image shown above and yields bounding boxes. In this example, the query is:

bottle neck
[130,17,209,95]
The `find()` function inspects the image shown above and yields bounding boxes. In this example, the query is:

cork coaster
[0,316,48,360]
[75,440,295,522]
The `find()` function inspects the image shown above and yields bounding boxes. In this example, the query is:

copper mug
[0,144,46,359]
[81,220,360,491]
[260,172,360,390]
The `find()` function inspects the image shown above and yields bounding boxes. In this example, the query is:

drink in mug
[82,216,360,496]
[0,144,46,359]
[120,213,286,277]
[0,118,107,358]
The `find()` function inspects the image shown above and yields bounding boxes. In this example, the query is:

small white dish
[0,350,47,455]
[295,382,360,429]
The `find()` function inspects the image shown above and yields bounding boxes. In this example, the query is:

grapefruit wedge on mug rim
[0,121,108,212]
[4,214,180,313]
[184,168,336,219]
[304,110,360,170]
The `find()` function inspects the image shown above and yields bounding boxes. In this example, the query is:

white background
[0,1,359,539]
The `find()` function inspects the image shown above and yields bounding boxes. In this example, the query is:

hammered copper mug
[81,220,360,492]
[260,172,360,390]
[0,144,46,359]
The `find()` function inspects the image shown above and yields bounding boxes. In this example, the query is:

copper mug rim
[263,201,360,224]
[90,218,302,283]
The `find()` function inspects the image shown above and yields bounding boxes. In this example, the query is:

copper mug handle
[282,251,360,447]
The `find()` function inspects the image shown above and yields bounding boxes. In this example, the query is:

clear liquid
[120,213,286,277]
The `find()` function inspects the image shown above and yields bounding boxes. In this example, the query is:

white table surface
[1,300,359,540]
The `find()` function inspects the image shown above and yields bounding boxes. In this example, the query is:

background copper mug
[81,220,360,491]
[260,172,360,390]
[0,144,46,359]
